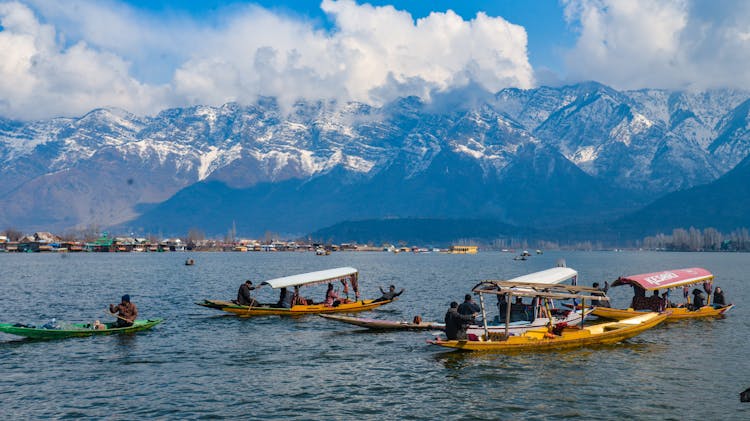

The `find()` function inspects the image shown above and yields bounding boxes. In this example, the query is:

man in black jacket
[444,301,475,340]
[237,280,260,307]
[458,294,480,315]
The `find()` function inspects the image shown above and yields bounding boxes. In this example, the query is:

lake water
[1,251,748,419]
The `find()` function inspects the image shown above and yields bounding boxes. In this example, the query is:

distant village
[0,231,483,254]
[3,226,748,254]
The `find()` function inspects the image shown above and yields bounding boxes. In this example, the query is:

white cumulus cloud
[563,0,750,90]
[0,0,534,120]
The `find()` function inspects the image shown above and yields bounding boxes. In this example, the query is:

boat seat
[602,323,631,331]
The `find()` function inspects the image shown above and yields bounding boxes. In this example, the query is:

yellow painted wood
[198,299,393,317]
[428,312,667,352]
[592,304,733,320]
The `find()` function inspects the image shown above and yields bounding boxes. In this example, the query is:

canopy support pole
[504,292,512,337]
[580,298,585,329]
[478,293,489,341]
[545,298,553,330]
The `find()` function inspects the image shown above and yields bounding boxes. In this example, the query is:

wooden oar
[105,310,132,323]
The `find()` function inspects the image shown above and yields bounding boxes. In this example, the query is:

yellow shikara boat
[196,267,394,317]
[429,280,667,352]
[592,267,734,320]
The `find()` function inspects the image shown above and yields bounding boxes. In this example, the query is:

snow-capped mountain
[1,82,748,235]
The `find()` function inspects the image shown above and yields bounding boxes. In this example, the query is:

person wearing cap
[109,295,138,327]
[458,293,480,316]
[237,280,260,307]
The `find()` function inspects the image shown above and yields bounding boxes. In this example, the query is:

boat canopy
[484,267,578,285]
[472,281,609,302]
[261,267,358,289]
[612,267,714,291]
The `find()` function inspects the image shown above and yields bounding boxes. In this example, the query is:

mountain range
[2,81,750,241]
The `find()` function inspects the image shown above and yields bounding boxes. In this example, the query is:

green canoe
[0,319,163,340]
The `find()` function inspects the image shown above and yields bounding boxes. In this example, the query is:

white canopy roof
[261,267,358,289]
[505,267,578,285]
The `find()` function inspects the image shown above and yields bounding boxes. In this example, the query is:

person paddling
[109,295,138,327]
[237,280,260,307]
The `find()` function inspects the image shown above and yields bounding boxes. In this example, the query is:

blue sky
[118,0,576,77]
[2,0,750,120]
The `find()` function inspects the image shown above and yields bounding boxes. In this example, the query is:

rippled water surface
[1,251,749,419]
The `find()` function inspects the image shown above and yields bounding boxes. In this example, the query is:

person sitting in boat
[458,294,480,316]
[661,291,679,308]
[497,295,508,319]
[689,288,705,310]
[630,286,649,310]
[277,287,294,308]
[109,294,138,327]
[444,301,475,340]
[591,282,610,307]
[373,285,404,303]
[712,287,727,307]
[236,280,260,307]
[510,296,530,322]
[324,283,340,307]
[650,290,665,312]
[292,286,309,305]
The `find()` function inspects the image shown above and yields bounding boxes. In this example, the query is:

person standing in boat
[591,282,610,307]
[237,280,260,307]
[109,295,138,327]
[444,301,475,340]
[458,294,480,316]
[373,285,404,302]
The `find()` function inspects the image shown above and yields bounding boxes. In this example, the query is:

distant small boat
[0,319,163,340]
[185,258,195,266]
[513,255,527,261]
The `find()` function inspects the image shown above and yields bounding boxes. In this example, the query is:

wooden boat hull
[0,319,163,340]
[196,299,393,316]
[320,314,445,330]
[593,304,733,320]
[428,312,667,352]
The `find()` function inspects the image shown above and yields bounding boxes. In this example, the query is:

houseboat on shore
[448,245,478,254]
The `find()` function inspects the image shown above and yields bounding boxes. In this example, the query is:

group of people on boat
[497,295,535,322]
[232,278,403,308]
[629,284,728,312]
